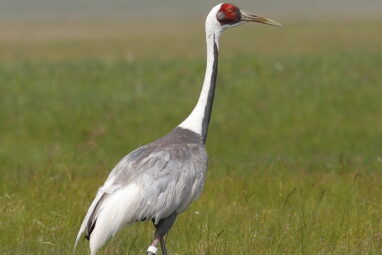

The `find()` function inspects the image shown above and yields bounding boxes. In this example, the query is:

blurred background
[1,0,382,19]
[1,1,381,254]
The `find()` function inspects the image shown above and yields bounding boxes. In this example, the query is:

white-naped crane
[74,3,280,255]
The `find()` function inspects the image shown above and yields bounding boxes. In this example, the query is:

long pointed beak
[241,11,282,26]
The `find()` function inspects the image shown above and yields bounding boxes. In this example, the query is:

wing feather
[74,140,207,251]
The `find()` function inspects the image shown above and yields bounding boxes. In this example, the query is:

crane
[74,3,280,255]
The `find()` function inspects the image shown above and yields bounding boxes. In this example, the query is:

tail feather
[73,191,106,252]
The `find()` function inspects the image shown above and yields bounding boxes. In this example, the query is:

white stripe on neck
[178,11,222,136]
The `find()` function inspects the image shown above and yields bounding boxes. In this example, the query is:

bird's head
[207,3,281,34]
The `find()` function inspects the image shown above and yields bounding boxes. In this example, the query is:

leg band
[147,245,157,254]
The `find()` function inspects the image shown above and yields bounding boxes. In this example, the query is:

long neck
[178,29,220,144]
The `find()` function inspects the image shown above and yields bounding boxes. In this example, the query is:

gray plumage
[75,127,207,253]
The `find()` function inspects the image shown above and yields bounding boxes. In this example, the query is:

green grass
[0,19,382,254]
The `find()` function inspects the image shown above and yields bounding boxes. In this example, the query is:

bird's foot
[146,245,157,255]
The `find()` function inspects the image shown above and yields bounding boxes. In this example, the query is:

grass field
[1,18,382,254]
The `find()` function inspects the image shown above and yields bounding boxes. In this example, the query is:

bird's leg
[146,238,159,255]
[146,214,176,255]
[159,236,168,255]
[145,235,168,255]
[146,230,168,255]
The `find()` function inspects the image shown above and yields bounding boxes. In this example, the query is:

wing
[104,142,208,222]
[74,142,207,250]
